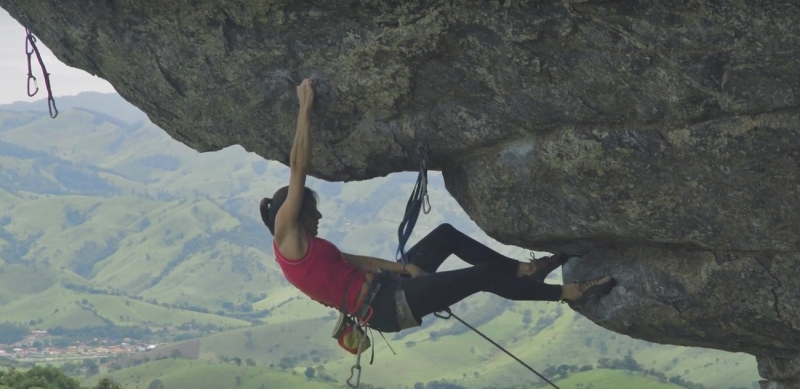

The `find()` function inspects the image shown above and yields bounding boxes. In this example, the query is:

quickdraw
[24,27,58,119]
[346,305,374,388]
[396,142,431,264]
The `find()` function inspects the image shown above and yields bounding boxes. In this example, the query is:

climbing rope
[434,308,562,389]
[393,141,562,389]
[24,27,58,118]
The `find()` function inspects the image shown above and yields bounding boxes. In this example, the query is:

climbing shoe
[528,252,575,282]
[566,275,616,309]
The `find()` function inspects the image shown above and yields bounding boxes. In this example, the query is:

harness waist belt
[354,273,383,318]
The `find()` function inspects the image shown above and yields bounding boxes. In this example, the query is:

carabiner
[27,74,38,97]
[47,95,58,118]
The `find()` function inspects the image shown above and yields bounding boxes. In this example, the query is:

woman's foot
[561,275,616,308]
[528,252,575,282]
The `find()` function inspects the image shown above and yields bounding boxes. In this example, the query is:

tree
[278,357,295,370]
[148,379,165,389]
[232,357,242,366]
[304,367,315,379]
[93,378,123,389]
[623,354,641,371]
[235,376,242,387]
[0,366,82,389]
[83,359,99,376]
[245,358,256,366]
[60,361,81,376]
[0,322,28,344]
[0,365,122,389]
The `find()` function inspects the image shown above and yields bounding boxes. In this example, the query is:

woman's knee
[431,222,457,237]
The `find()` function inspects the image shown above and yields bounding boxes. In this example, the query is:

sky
[0,8,117,104]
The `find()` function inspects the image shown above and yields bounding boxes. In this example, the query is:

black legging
[367,223,562,332]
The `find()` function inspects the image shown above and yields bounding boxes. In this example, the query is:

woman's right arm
[342,253,427,278]
[274,78,315,259]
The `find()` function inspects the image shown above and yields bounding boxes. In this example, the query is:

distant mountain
[0,91,148,124]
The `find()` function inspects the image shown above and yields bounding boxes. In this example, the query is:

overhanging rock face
[3,0,799,386]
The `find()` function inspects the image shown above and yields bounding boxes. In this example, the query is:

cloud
[0,8,117,104]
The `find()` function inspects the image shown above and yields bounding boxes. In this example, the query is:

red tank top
[274,234,366,315]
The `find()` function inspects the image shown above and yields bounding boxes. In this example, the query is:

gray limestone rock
[759,356,800,388]
[2,0,799,385]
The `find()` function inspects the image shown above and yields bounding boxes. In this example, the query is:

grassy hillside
[197,317,341,364]
[0,98,763,389]
[85,358,340,389]
[0,283,249,330]
[0,263,62,303]
[535,369,685,389]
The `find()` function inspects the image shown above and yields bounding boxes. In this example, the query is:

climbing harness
[396,142,431,264]
[24,27,58,118]
[343,273,406,389]
[343,272,399,388]
[333,272,385,388]
[390,141,562,389]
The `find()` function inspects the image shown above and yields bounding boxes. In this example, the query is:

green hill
[84,358,340,389]
[0,282,249,330]
[534,368,684,389]
[0,96,762,389]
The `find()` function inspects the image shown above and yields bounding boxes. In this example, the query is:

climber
[258,78,616,333]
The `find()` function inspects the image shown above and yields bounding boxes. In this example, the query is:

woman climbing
[259,78,616,334]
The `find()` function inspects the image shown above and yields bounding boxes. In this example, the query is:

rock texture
[3,0,800,385]
[759,356,800,389]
